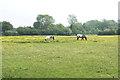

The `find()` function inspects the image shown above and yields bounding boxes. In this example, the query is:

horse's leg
[83,37,85,40]
[77,37,79,40]
[82,37,83,40]
[53,36,54,40]
[85,37,87,40]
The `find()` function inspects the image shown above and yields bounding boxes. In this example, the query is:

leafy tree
[46,24,65,35]
[55,24,66,35]
[118,20,120,35]
[118,27,120,35]
[17,26,39,35]
[82,20,100,34]
[98,29,116,35]
[67,14,77,25]
[2,21,13,32]
[98,19,117,31]
[67,14,77,29]
[33,22,41,29]
[67,14,85,34]
[64,27,72,35]
[41,24,72,35]
[3,31,18,36]
[33,14,55,29]
[71,22,84,34]
[82,19,117,34]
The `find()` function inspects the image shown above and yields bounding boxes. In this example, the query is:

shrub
[98,29,116,35]
[3,31,19,36]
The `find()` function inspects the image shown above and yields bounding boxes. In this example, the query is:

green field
[1,35,118,78]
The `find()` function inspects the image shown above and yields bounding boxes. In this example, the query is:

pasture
[1,35,118,78]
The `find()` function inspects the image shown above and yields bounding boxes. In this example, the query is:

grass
[1,35,118,78]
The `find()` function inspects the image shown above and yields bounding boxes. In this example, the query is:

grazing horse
[77,34,87,40]
[45,36,54,41]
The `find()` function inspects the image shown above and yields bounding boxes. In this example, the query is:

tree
[82,20,100,34]
[118,27,120,35]
[3,31,18,36]
[64,27,72,35]
[2,21,13,32]
[82,19,117,34]
[33,14,55,29]
[17,26,39,35]
[67,14,77,25]
[98,29,116,35]
[99,19,117,31]
[33,22,41,29]
[43,24,72,35]
[71,22,84,34]
[67,14,78,30]
[118,20,120,35]
[46,24,66,35]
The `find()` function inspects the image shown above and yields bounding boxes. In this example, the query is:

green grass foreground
[1,35,118,78]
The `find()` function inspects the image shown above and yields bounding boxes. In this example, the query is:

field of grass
[1,35,118,78]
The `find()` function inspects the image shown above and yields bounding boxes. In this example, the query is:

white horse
[77,34,87,40]
[45,36,54,41]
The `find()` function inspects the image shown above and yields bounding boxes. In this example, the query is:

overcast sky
[0,0,119,28]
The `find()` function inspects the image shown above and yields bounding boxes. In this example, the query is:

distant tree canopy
[67,14,78,31]
[16,24,72,35]
[33,14,55,29]
[2,21,13,32]
[67,14,77,25]
[118,20,120,35]
[17,26,39,35]
[1,21,17,36]
[83,19,118,35]
[1,14,119,36]
[70,22,84,34]
[98,29,116,35]
[32,14,72,35]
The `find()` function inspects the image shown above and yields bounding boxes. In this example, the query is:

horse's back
[77,34,83,37]
[46,36,50,39]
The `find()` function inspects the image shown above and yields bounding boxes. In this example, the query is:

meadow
[1,35,118,78]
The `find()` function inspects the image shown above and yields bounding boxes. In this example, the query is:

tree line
[0,14,119,36]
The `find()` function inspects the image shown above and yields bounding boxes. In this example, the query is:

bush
[17,27,40,35]
[3,31,19,36]
[118,27,120,35]
[98,29,116,35]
